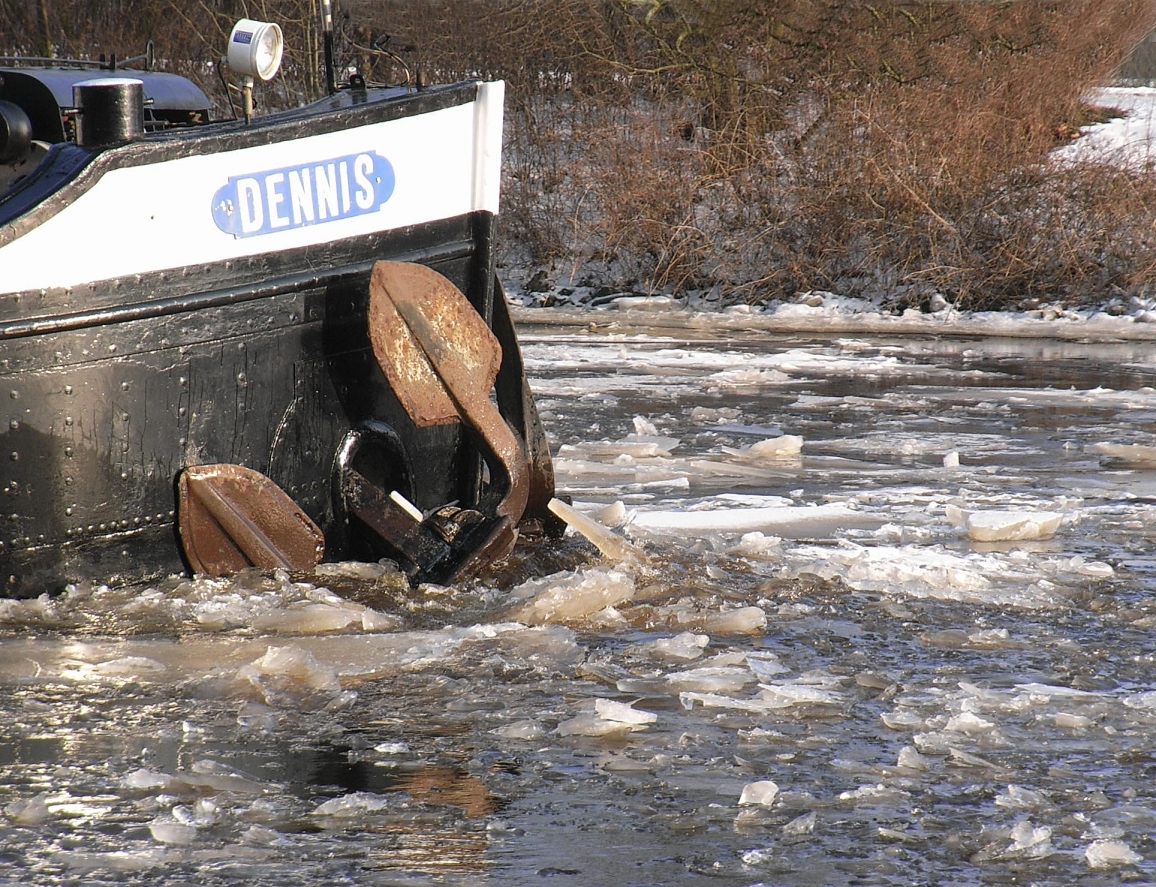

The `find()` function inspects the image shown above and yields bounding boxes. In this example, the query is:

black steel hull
[1,81,510,596]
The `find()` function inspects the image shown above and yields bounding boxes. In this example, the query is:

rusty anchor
[357,260,532,581]
[177,463,325,576]
[175,262,553,586]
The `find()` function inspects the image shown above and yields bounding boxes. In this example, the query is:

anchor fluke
[177,464,325,576]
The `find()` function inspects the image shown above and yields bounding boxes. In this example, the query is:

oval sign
[212,151,395,238]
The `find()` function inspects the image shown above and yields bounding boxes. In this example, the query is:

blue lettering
[288,168,314,225]
[265,172,289,229]
[237,177,263,234]
[354,154,373,210]
[315,163,338,220]
[212,151,395,238]
[339,160,351,214]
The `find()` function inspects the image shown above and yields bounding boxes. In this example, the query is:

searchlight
[227,18,283,124]
[227,19,284,82]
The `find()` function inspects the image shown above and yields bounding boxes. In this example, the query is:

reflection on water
[4,322,1156,885]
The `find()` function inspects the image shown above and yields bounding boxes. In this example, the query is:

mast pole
[321,0,337,95]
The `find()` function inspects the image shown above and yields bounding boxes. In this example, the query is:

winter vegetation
[5,0,1156,309]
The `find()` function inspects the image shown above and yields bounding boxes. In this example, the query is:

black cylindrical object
[73,78,144,147]
[0,99,33,163]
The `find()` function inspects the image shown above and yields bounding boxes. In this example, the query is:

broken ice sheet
[627,631,710,661]
[987,821,1056,861]
[682,675,846,716]
[1085,838,1143,868]
[780,541,1082,609]
[619,664,757,696]
[719,435,804,463]
[1088,441,1156,468]
[738,780,779,807]
[944,504,1064,542]
[503,566,636,626]
[631,501,881,538]
[556,697,657,737]
[995,785,1050,811]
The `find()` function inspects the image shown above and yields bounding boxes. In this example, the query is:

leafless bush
[355,0,1156,308]
[5,1,1156,307]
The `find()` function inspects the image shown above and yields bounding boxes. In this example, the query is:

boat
[0,9,557,598]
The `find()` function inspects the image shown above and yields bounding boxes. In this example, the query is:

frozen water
[504,565,636,624]
[738,780,779,807]
[7,316,1156,885]
[956,508,1063,542]
[1086,838,1143,868]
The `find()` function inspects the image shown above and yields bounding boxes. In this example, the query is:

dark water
[3,318,1156,885]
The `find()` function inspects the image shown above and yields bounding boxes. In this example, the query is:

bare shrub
[353,0,1156,308]
[5,0,1156,307]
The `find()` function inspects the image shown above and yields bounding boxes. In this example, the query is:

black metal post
[321,0,337,95]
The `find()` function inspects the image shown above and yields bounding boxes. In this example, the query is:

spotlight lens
[227,19,283,82]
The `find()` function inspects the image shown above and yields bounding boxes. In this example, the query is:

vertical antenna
[321,0,337,95]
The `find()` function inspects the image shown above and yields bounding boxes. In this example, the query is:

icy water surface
[4,318,1156,886]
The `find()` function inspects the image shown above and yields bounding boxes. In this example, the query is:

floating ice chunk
[633,416,658,436]
[703,607,767,634]
[240,645,342,692]
[632,503,875,537]
[122,768,175,792]
[1088,441,1156,467]
[721,436,804,463]
[943,450,960,468]
[313,792,395,817]
[594,698,657,725]
[995,785,1048,811]
[965,510,1062,542]
[313,561,399,581]
[690,406,743,423]
[252,603,365,634]
[756,681,844,708]
[745,652,788,680]
[838,784,910,804]
[90,656,168,677]
[741,846,777,866]
[55,849,168,872]
[1123,690,1156,710]
[556,697,657,737]
[1014,682,1100,700]
[555,714,635,737]
[738,780,779,807]
[373,742,409,755]
[944,712,997,735]
[597,501,631,528]
[1085,839,1142,868]
[547,499,647,565]
[1006,821,1054,858]
[1069,556,1114,578]
[782,811,817,835]
[881,708,926,730]
[612,294,678,312]
[148,816,197,845]
[507,566,637,625]
[492,720,547,740]
[730,532,783,558]
[1054,712,1093,729]
[241,825,291,846]
[680,692,777,714]
[896,746,929,771]
[5,792,52,825]
[709,367,791,388]
[682,678,843,715]
[634,631,710,661]
[664,666,756,694]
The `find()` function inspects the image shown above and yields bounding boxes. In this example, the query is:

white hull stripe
[0,81,504,295]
